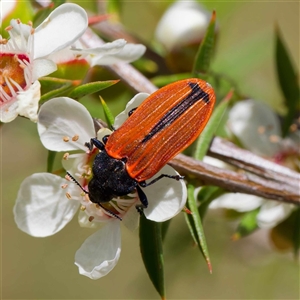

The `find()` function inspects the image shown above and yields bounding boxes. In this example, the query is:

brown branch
[169,154,299,206]
[209,137,300,187]
[80,28,300,206]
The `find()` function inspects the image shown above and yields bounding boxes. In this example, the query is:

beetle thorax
[88,150,138,204]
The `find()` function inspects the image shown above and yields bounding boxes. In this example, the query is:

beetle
[68,78,215,219]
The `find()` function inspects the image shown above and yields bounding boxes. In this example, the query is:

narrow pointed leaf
[99,97,115,128]
[40,77,75,103]
[194,89,233,160]
[275,27,300,136]
[161,219,171,242]
[33,4,52,27]
[192,10,216,75]
[139,215,165,299]
[232,208,260,240]
[185,183,212,273]
[68,80,119,100]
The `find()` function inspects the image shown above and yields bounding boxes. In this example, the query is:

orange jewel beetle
[68,78,216,219]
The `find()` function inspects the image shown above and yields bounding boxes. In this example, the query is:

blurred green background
[2,1,299,299]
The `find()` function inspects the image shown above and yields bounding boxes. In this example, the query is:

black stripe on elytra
[142,82,209,143]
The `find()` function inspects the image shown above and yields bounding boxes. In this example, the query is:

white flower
[209,99,297,229]
[228,99,282,157]
[14,95,187,279]
[155,0,211,51]
[0,3,88,122]
[70,39,146,67]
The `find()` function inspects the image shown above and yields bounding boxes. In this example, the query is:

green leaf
[53,0,66,5]
[197,186,227,219]
[68,80,119,100]
[275,26,300,137]
[192,10,216,75]
[161,220,171,242]
[40,84,74,103]
[185,183,212,273]
[47,150,56,173]
[33,6,55,27]
[99,96,115,128]
[39,77,75,103]
[232,208,260,240]
[194,89,233,160]
[139,215,165,299]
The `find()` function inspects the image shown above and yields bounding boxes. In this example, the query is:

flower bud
[155,0,212,72]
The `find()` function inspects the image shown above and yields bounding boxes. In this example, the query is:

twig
[169,154,299,206]
[209,137,300,187]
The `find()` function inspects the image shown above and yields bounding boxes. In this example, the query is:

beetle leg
[128,107,137,117]
[135,205,144,215]
[136,185,148,209]
[85,137,105,151]
[140,174,184,187]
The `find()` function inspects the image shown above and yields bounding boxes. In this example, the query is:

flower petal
[155,0,210,51]
[113,93,149,128]
[46,40,83,64]
[13,173,80,237]
[209,193,264,212]
[62,153,88,176]
[90,43,146,66]
[143,165,187,222]
[203,155,232,169]
[72,39,127,56]
[228,99,282,157]
[38,97,95,151]
[34,3,88,59]
[0,98,18,123]
[257,201,294,229]
[9,19,32,40]
[16,80,41,122]
[2,1,17,19]
[75,220,121,279]
[122,204,140,231]
[32,58,57,80]
[78,210,101,229]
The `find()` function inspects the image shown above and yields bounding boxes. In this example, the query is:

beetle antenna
[66,172,122,221]
[66,172,88,194]
[98,203,122,221]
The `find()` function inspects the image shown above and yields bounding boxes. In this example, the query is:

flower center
[0,53,30,103]
[83,149,138,219]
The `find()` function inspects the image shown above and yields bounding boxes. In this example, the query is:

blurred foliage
[192,10,216,75]
[275,27,300,136]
